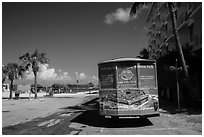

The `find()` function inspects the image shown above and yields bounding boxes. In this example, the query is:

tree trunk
[168,3,200,102]
[34,72,37,99]
[9,80,13,99]
[168,2,189,80]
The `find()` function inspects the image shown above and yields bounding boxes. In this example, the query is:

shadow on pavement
[2,109,79,135]
[159,98,202,115]
[68,98,153,128]
[71,110,153,128]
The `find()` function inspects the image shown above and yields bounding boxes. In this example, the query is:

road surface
[2,93,202,135]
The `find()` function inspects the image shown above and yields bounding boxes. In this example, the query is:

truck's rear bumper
[100,109,160,118]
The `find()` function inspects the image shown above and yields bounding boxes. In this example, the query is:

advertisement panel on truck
[98,58,159,118]
[117,65,137,88]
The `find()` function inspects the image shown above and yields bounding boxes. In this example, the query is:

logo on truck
[119,69,134,81]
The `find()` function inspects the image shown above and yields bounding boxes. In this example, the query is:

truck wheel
[140,116,147,120]
[111,116,119,121]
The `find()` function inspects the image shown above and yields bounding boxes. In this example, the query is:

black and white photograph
[2,1,202,135]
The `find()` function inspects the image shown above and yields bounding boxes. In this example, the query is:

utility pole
[76,80,79,93]
[175,59,180,112]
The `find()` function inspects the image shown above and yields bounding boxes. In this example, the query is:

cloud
[63,72,69,76]
[104,5,149,25]
[38,64,57,80]
[24,64,58,80]
[56,72,72,81]
[24,64,72,81]
[75,72,87,80]
[104,8,137,24]
[90,75,98,81]
[23,64,97,84]
[62,72,72,80]
[87,75,98,85]
[24,69,34,80]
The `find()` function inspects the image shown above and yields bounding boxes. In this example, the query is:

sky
[2,2,150,86]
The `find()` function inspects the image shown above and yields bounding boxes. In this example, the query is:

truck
[98,58,159,118]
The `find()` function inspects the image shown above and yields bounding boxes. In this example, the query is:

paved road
[2,94,202,135]
[2,92,97,127]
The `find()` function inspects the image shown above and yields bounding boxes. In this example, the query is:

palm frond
[129,2,148,17]
[39,57,49,64]
[129,2,137,17]
[19,53,31,61]
[19,49,50,78]
[36,51,49,64]
[31,49,39,58]
[25,63,31,70]
[139,48,149,59]
[2,65,8,74]
[2,65,8,83]
[4,63,19,81]
[18,65,26,77]
[7,63,18,68]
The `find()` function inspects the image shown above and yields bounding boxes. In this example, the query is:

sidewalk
[2,92,46,99]
[2,91,93,99]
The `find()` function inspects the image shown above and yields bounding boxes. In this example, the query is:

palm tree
[130,2,189,82]
[2,65,7,83]
[2,63,25,99]
[19,49,49,99]
[139,48,149,59]
[130,2,200,102]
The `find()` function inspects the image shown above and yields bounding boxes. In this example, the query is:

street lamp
[76,80,79,93]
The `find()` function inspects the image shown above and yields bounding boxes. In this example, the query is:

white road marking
[60,113,72,117]
[47,119,61,127]
[37,119,62,127]
[37,119,55,127]
[70,130,80,135]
